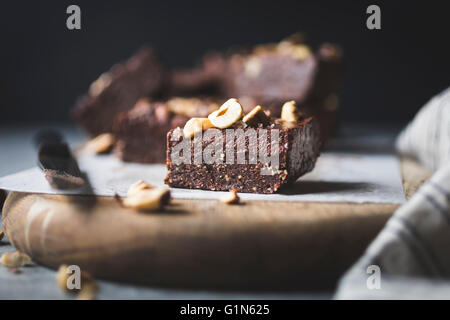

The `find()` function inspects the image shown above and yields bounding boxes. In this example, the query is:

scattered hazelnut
[0,229,3,241]
[127,180,154,197]
[208,98,243,129]
[56,265,70,291]
[220,189,240,204]
[243,105,272,127]
[85,133,115,154]
[56,264,98,300]
[183,118,213,138]
[123,187,171,211]
[281,101,301,122]
[0,251,31,268]
[77,282,99,300]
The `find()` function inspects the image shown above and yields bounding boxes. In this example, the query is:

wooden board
[1,157,431,290]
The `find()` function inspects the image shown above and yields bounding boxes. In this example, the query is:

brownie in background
[72,47,165,136]
[114,97,219,163]
[222,40,342,143]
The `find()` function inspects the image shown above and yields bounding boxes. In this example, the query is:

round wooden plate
[1,158,429,290]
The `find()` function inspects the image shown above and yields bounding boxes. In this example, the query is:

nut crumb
[0,251,31,268]
[77,282,99,300]
[56,264,99,300]
[243,105,271,127]
[123,187,171,212]
[8,268,21,274]
[127,180,154,197]
[85,133,115,154]
[220,189,240,204]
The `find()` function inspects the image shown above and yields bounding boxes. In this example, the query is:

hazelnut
[208,98,243,129]
[0,251,31,268]
[77,282,99,300]
[243,105,271,127]
[0,229,3,241]
[89,72,112,97]
[56,264,98,300]
[220,189,240,204]
[127,180,154,197]
[123,187,171,211]
[183,118,213,138]
[85,133,115,154]
[278,42,311,61]
[281,101,301,122]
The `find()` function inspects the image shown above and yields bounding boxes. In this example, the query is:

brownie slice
[167,52,227,96]
[165,117,320,194]
[223,41,341,111]
[72,47,165,136]
[114,97,219,163]
[222,40,342,144]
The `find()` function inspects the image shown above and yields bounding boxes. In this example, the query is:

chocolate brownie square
[165,101,321,194]
[73,47,165,136]
[114,97,219,163]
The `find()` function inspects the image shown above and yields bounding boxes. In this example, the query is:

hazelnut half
[0,251,31,268]
[85,133,115,154]
[208,98,243,129]
[127,180,155,197]
[281,101,301,122]
[123,187,171,211]
[183,118,213,138]
[220,189,240,204]
[243,105,271,127]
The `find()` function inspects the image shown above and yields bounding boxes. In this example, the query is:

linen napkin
[335,87,450,299]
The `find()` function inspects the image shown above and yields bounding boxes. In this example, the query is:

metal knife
[34,130,85,190]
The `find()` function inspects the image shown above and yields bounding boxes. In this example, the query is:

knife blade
[34,130,85,190]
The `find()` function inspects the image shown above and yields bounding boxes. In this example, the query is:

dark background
[0,0,449,126]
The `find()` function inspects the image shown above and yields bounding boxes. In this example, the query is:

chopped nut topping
[85,133,115,154]
[220,189,240,204]
[123,187,171,211]
[167,98,219,118]
[0,251,31,268]
[183,117,213,138]
[281,101,302,122]
[208,98,243,129]
[277,42,311,61]
[89,72,112,97]
[127,180,154,197]
[243,105,271,127]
